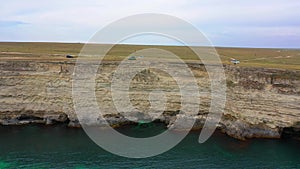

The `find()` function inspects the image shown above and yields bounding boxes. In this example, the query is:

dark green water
[0,124,299,169]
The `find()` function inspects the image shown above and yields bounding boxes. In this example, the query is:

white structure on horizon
[230,58,240,64]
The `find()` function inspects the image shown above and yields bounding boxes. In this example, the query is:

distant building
[128,56,136,60]
[230,58,240,64]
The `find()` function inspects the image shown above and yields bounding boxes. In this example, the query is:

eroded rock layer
[0,59,299,140]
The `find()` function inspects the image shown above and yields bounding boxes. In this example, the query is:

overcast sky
[1,0,299,48]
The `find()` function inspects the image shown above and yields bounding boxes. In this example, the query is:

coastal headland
[0,42,299,140]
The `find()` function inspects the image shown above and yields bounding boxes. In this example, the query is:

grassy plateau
[0,42,299,70]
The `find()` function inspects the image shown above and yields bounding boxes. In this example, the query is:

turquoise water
[0,124,299,169]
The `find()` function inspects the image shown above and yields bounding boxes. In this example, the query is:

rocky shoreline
[0,59,299,140]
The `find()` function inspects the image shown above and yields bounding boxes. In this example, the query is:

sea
[0,123,299,169]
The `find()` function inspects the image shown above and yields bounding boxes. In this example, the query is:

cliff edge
[0,58,299,140]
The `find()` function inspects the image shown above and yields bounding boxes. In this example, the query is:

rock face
[0,59,299,140]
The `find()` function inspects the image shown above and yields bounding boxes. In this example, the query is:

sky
[0,0,300,48]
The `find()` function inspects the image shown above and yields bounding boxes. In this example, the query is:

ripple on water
[0,161,16,169]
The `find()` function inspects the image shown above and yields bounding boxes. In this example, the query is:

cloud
[0,20,29,27]
[0,0,299,48]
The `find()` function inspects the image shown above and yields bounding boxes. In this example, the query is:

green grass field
[0,42,299,70]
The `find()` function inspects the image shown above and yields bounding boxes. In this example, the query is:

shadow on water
[0,123,299,168]
[115,122,167,138]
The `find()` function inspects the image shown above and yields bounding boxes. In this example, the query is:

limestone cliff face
[0,59,299,140]
[223,66,300,139]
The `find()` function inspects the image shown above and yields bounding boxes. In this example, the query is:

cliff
[0,58,299,140]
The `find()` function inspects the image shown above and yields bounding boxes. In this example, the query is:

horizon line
[0,40,299,50]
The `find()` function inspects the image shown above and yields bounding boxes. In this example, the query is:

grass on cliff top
[0,42,299,70]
